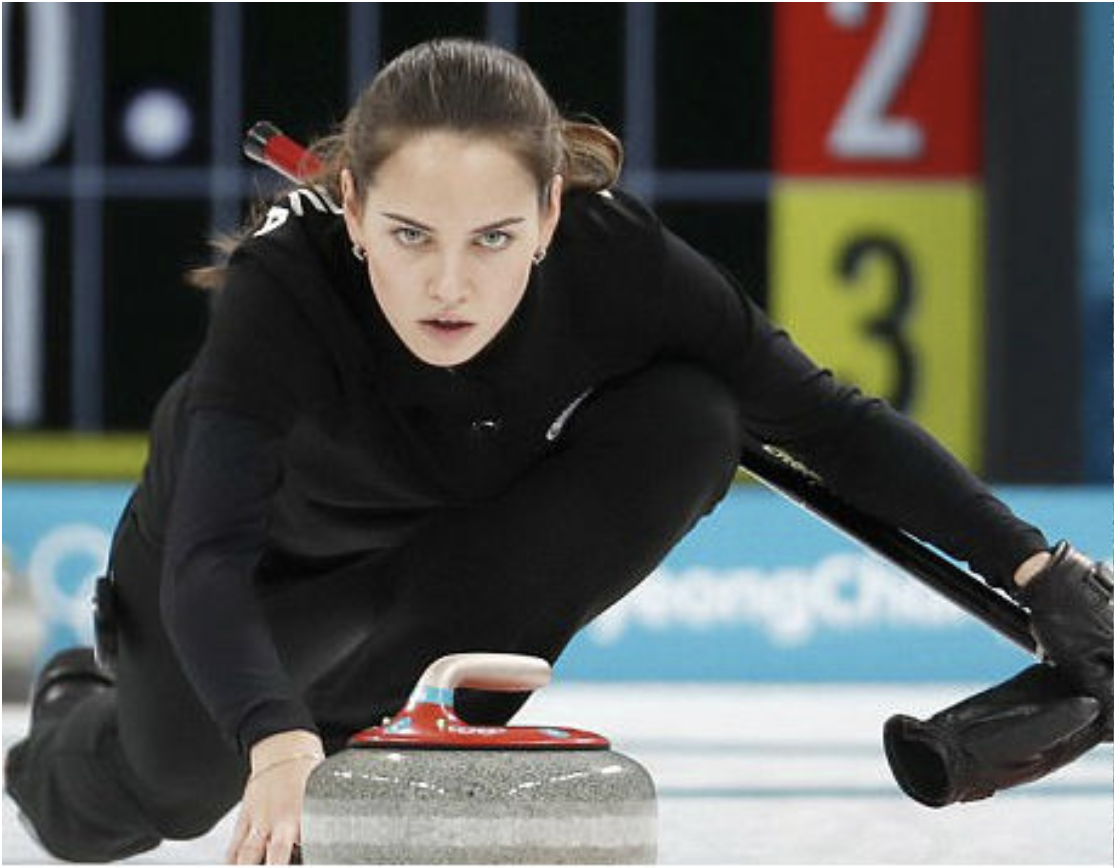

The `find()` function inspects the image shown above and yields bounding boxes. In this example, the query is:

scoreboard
[771,4,984,467]
[1,3,1098,481]
[2,3,772,432]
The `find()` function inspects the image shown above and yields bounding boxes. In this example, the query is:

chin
[408,340,483,369]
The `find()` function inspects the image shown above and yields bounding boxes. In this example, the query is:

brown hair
[190,39,623,290]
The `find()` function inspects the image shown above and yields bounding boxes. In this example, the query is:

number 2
[826,3,929,161]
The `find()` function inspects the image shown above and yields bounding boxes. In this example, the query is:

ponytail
[560,120,623,193]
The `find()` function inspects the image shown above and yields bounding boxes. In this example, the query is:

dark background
[3,3,1110,483]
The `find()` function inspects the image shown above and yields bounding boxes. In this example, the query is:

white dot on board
[122,89,193,160]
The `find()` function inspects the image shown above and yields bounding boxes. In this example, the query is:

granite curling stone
[301,653,657,864]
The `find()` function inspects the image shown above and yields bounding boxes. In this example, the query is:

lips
[419,317,477,346]
[421,318,473,332]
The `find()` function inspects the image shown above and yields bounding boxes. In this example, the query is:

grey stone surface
[302,748,657,864]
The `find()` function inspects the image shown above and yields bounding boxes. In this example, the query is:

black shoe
[4,646,107,855]
[29,647,115,728]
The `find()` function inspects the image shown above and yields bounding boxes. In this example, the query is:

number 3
[837,236,917,411]
[827,3,929,161]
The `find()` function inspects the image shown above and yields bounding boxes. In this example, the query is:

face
[342,132,563,367]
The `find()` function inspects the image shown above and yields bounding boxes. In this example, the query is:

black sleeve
[657,227,1048,589]
[164,254,335,751]
[162,409,319,752]
[188,253,335,430]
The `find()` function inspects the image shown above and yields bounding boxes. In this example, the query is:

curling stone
[301,653,657,864]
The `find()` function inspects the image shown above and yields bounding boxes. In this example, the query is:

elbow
[158,548,186,638]
[158,541,211,640]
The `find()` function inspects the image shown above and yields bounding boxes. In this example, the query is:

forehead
[368,132,537,202]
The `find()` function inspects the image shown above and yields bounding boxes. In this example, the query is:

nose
[427,253,470,306]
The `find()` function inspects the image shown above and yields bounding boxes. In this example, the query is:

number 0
[2,4,72,167]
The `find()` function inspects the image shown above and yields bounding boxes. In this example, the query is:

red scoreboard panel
[773,3,981,177]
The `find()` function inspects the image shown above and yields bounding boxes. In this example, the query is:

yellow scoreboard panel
[770,182,984,470]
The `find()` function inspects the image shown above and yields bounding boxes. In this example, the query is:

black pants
[5,363,742,862]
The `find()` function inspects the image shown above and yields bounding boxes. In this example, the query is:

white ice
[4,683,1111,864]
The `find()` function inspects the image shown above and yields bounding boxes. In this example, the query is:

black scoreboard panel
[3,3,771,431]
[656,4,771,170]
[100,203,212,427]
[3,4,1098,483]
[242,4,350,142]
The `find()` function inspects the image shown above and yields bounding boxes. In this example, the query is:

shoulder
[247,185,347,244]
[547,188,666,302]
[232,185,351,290]
[554,188,664,257]
[219,186,359,329]
[542,190,668,360]
[201,187,367,382]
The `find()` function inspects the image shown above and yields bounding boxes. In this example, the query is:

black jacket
[134,188,1046,750]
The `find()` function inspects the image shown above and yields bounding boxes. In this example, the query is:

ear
[340,169,365,248]
[539,174,564,249]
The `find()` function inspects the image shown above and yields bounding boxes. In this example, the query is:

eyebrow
[379,212,526,233]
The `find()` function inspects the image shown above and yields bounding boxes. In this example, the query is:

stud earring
[352,243,366,262]
[532,248,547,266]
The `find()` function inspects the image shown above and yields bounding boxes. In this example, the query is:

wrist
[1013,550,1052,590]
[249,728,324,772]
[237,697,319,756]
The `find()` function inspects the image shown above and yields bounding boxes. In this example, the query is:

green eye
[393,227,427,246]
[477,230,512,250]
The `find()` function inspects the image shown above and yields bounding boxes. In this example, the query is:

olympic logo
[23,523,111,648]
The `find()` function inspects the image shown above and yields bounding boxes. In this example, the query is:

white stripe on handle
[414,653,552,694]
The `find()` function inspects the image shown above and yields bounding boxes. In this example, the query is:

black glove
[884,663,1104,807]
[1015,541,1113,738]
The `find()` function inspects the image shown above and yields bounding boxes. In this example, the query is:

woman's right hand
[226,729,325,864]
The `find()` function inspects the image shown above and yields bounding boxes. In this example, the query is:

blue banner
[3,482,133,659]
[557,485,1111,682]
[3,481,1110,681]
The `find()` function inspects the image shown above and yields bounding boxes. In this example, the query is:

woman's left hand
[226,730,325,864]
[1017,541,1113,737]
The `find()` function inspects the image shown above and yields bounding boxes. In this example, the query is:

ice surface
[4,684,1111,864]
